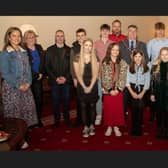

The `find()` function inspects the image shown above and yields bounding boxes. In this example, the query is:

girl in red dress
[101,43,128,136]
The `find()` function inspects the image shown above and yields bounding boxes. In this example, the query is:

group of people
[0,19,167,149]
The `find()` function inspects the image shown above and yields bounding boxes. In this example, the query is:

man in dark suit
[119,24,149,120]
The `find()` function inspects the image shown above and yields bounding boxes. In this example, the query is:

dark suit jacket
[119,39,149,65]
[45,44,72,85]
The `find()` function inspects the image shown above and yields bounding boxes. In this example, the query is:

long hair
[78,38,99,79]
[153,47,168,73]
[102,42,121,64]
[129,49,149,74]
[2,26,24,51]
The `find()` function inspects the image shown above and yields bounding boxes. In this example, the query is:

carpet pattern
[24,104,168,151]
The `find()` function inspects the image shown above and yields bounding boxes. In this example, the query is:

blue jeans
[51,83,71,122]
[96,78,102,116]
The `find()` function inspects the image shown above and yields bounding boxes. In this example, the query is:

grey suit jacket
[119,39,149,65]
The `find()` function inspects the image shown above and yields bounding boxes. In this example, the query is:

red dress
[102,62,125,126]
[103,92,125,126]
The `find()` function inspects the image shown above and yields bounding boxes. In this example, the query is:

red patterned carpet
[24,99,168,151]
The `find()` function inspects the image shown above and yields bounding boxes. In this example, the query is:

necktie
[130,40,134,51]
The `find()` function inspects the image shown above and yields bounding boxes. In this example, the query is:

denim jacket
[0,46,32,89]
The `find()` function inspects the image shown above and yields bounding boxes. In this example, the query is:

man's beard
[114,31,120,36]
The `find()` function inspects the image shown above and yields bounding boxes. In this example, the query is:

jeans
[96,78,102,116]
[51,83,71,122]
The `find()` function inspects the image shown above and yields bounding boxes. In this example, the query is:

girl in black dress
[73,38,99,138]
[150,47,168,139]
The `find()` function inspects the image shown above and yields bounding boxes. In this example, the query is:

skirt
[103,92,125,126]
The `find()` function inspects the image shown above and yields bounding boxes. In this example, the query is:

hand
[37,73,43,80]
[73,79,78,88]
[110,90,119,96]
[56,77,66,84]
[150,95,156,102]
[19,85,25,91]
[137,92,144,99]
[84,86,92,94]
[58,76,66,84]
[131,92,138,99]
[19,84,30,92]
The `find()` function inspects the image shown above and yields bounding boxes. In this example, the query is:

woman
[0,27,38,148]
[150,47,168,139]
[23,30,45,127]
[126,49,150,136]
[101,43,127,137]
[73,38,99,138]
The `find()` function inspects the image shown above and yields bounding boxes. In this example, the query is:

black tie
[130,40,134,51]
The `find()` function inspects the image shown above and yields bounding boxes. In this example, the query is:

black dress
[77,62,99,103]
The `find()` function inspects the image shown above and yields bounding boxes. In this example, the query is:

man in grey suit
[119,24,149,120]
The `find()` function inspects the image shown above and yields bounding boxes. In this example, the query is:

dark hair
[3,26,24,51]
[128,24,138,30]
[55,29,64,34]
[129,49,149,74]
[76,28,86,35]
[102,43,121,64]
[112,19,121,25]
[155,22,165,30]
[100,24,110,31]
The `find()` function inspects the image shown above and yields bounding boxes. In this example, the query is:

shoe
[105,126,112,136]
[114,127,122,137]
[38,122,44,127]
[65,119,71,126]
[21,141,29,149]
[95,115,102,125]
[131,133,142,137]
[89,126,95,136]
[53,121,60,128]
[73,120,82,127]
[82,126,89,138]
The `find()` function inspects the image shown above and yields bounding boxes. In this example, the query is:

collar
[6,46,26,52]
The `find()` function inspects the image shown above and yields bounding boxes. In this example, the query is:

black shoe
[73,120,82,127]
[53,121,60,128]
[38,122,44,127]
[131,130,142,136]
[149,117,154,122]
[65,119,71,126]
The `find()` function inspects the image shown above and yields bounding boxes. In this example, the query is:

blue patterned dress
[1,50,38,127]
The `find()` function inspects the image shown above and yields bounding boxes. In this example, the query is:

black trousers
[123,87,131,116]
[149,101,157,121]
[73,87,82,123]
[130,84,145,136]
[31,79,43,124]
[80,100,96,127]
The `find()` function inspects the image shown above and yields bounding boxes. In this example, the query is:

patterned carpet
[23,102,168,151]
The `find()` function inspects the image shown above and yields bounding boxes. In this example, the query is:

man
[94,24,113,125]
[109,19,127,43]
[119,24,149,120]
[147,22,168,122]
[147,22,168,69]
[45,30,72,127]
[70,28,87,127]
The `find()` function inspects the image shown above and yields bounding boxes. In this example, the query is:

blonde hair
[153,47,168,73]
[23,30,38,44]
[78,38,99,79]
